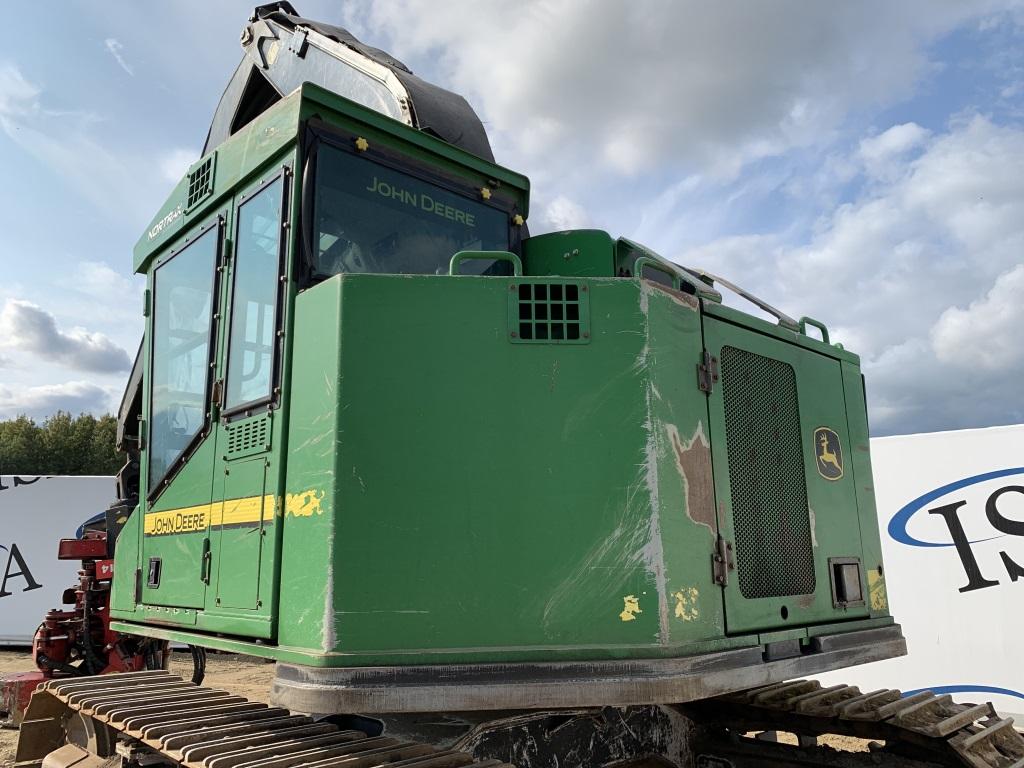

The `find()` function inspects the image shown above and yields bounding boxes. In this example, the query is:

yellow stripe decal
[144,494,276,536]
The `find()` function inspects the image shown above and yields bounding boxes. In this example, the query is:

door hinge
[712,534,735,586]
[201,538,212,584]
[697,350,719,394]
[211,378,225,411]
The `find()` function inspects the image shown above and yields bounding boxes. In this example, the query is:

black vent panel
[225,414,269,459]
[510,282,590,344]
[720,346,816,599]
[186,155,215,210]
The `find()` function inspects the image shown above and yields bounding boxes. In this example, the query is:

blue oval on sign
[887,467,1024,548]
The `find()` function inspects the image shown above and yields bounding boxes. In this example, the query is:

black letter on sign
[986,486,1024,535]
[929,500,1000,593]
[0,543,43,597]
[987,486,1024,580]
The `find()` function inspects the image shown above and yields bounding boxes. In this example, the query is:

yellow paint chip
[868,569,888,611]
[673,587,699,621]
[285,489,326,517]
[619,595,642,622]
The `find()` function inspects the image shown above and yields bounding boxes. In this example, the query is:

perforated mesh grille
[720,346,816,599]
[511,282,589,344]
[187,156,214,209]
[225,415,269,457]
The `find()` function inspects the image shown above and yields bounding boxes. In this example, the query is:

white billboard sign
[0,476,116,645]
[818,423,1024,717]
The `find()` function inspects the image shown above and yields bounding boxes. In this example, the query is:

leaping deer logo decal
[814,427,844,480]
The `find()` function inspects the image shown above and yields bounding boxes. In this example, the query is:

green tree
[90,415,122,475]
[0,415,42,474]
[41,411,77,475]
[0,412,122,475]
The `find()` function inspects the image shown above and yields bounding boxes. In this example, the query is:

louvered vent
[720,346,816,599]
[225,414,269,459]
[510,282,590,344]
[186,155,215,210]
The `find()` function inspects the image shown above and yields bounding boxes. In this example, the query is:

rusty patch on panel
[667,423,715,532]
[643,280,699,310]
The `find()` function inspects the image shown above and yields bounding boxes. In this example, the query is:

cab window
[312,144,510,278]
[149,228,218,489]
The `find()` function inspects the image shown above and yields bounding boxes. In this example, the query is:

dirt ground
[0,649,871,766]
[0,649,275,767]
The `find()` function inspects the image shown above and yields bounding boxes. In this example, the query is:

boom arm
[203,2,496,162]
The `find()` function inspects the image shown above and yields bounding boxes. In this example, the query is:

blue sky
[0,1,1022,436]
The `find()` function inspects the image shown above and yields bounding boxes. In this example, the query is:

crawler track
[14,671,511,768]
[14,672,1024,767]
[688,679,1024,768]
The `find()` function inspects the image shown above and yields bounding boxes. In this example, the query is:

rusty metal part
[685,678,1024,768]
[15,671,512,768]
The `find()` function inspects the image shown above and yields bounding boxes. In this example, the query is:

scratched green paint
[110,85,894,667]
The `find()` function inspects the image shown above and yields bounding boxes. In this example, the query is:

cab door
[206,168,288,626]
[141,214,226,611]
[703,314,869,634]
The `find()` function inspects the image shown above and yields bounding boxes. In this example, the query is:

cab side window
[225,178,284,411]
[149,229,218,488]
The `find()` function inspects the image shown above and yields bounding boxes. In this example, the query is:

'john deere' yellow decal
[814,427,844,481]
[144,494,275,535]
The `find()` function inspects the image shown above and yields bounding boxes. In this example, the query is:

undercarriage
[14,670,1024,768]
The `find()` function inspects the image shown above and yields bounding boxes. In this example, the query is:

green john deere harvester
[17,4,1024,768]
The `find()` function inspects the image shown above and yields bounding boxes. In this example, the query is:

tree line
[0,412,122,476]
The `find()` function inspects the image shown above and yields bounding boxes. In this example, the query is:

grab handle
[449,250,523,276]
[799,316,830,344]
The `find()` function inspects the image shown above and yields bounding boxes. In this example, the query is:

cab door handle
[201,538,212,584]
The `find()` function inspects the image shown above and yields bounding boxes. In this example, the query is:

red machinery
[1,524,164,725]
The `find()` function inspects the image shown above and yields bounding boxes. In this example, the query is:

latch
[697,350,719,394]
[201,538,212,584]
[712,534,735,586]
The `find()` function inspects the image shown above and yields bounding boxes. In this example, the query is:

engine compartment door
[703,313,871,635]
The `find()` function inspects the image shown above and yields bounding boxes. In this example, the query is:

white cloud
[0,300,131,374]
[684,114,1024,434]
[159,148,196,185]
[104,38,134,77]
[0,381,115,420]
[344,0,1009,185]
[73,261,141,303]
[543,195,591,231]
[931,264,1024,371]
[0,63,38,116]
[0,62,175,227]
[859,123,930,179]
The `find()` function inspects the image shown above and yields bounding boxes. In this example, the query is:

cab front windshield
[312,143,511,277]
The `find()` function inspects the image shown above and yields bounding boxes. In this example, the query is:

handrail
[690,268,801,332]
[448,250,523,276]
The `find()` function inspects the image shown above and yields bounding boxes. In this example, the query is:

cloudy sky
[0,1,1022,435]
